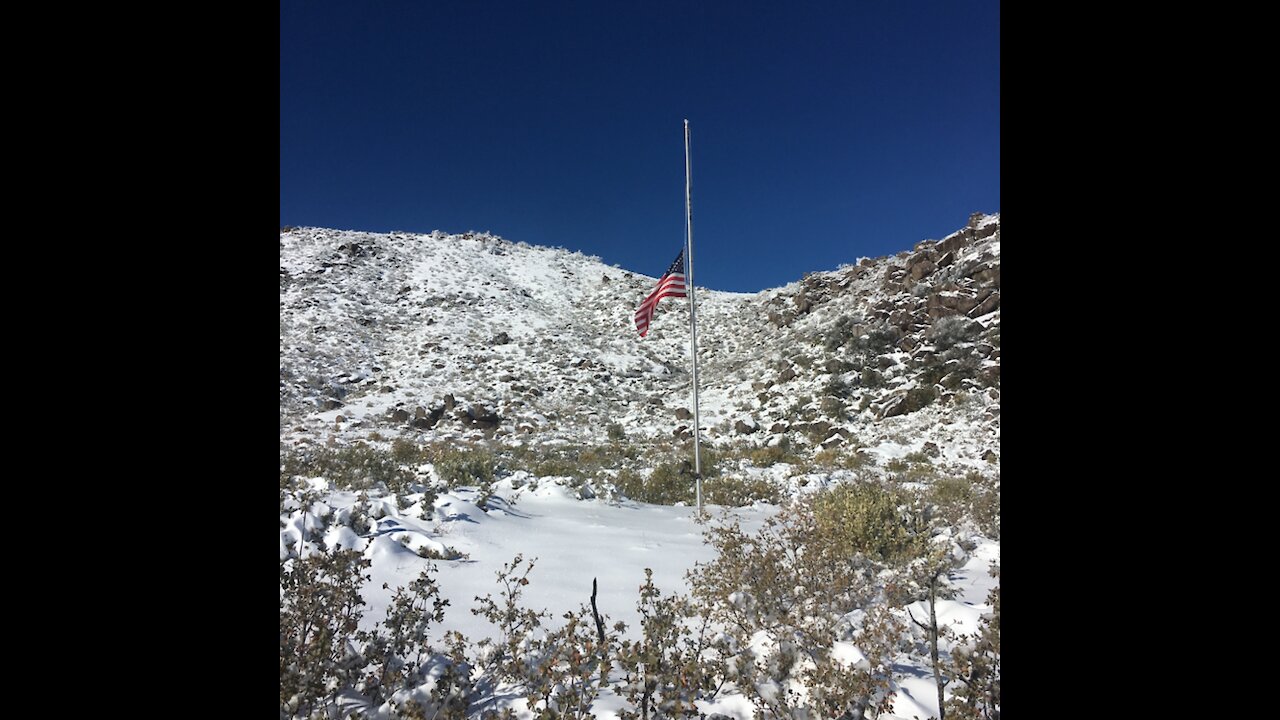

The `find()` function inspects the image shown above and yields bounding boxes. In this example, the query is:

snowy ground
[282,477,998,719]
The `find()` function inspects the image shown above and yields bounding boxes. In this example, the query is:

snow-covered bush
[687,495,912,718]
[929,472,1000,540]
[433,447,495,488]
[279,548,372,718]
[929,314,981,351]
[615,569,721,719]
[943,565,1001,719]
[281,442,421,498]
[702,473,783,506]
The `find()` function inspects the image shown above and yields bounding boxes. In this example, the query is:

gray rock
[881,394,909,418]
[969,291,1000,317]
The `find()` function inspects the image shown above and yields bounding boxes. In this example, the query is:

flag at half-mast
[634,248,687,337]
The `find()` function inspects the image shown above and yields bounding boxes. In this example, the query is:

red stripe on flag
[634,269,686,336]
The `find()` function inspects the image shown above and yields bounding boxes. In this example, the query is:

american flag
[634,248,687,337]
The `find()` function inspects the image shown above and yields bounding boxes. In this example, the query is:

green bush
[927,471,999,539]
[810,481,929,565]
[688,497,908,718]
[531,455,583,481]
[433,447,495,487]
[808,447,876,471]
[747,442,801,468]
[702,474,782,506]
[902,450,932,465]
[607,423,626,441]
[632,461,696,505]
[391,437,429,464]
[281,443,417,495]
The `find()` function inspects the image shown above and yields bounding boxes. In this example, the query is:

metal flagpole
[684,119,703,514]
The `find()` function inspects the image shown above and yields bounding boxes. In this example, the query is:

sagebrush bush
[808,446,875,471]
[432,447,495,487]
[688,497,906,718]
[617,446,721,505]
[930,314,981,351]
[391,437,429,464]
[810,481,930,565]
[747,442,801,468]
[903,450,932,465]
[631,461,695,504]
[281,442,418,496]
[701,473,782,506]
[607,422,626,441]
[928,472,1000,540]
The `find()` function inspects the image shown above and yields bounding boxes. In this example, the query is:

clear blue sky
[281,1,999,292]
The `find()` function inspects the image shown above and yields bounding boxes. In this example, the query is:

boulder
[970,291,1000,317]
[910,259,937,281]
[807,420,832,438]
[937,232,970,256]
[880,394,910,419]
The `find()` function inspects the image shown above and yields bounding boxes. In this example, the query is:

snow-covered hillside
[280,213,1000,471]
[280,214,1001,720]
